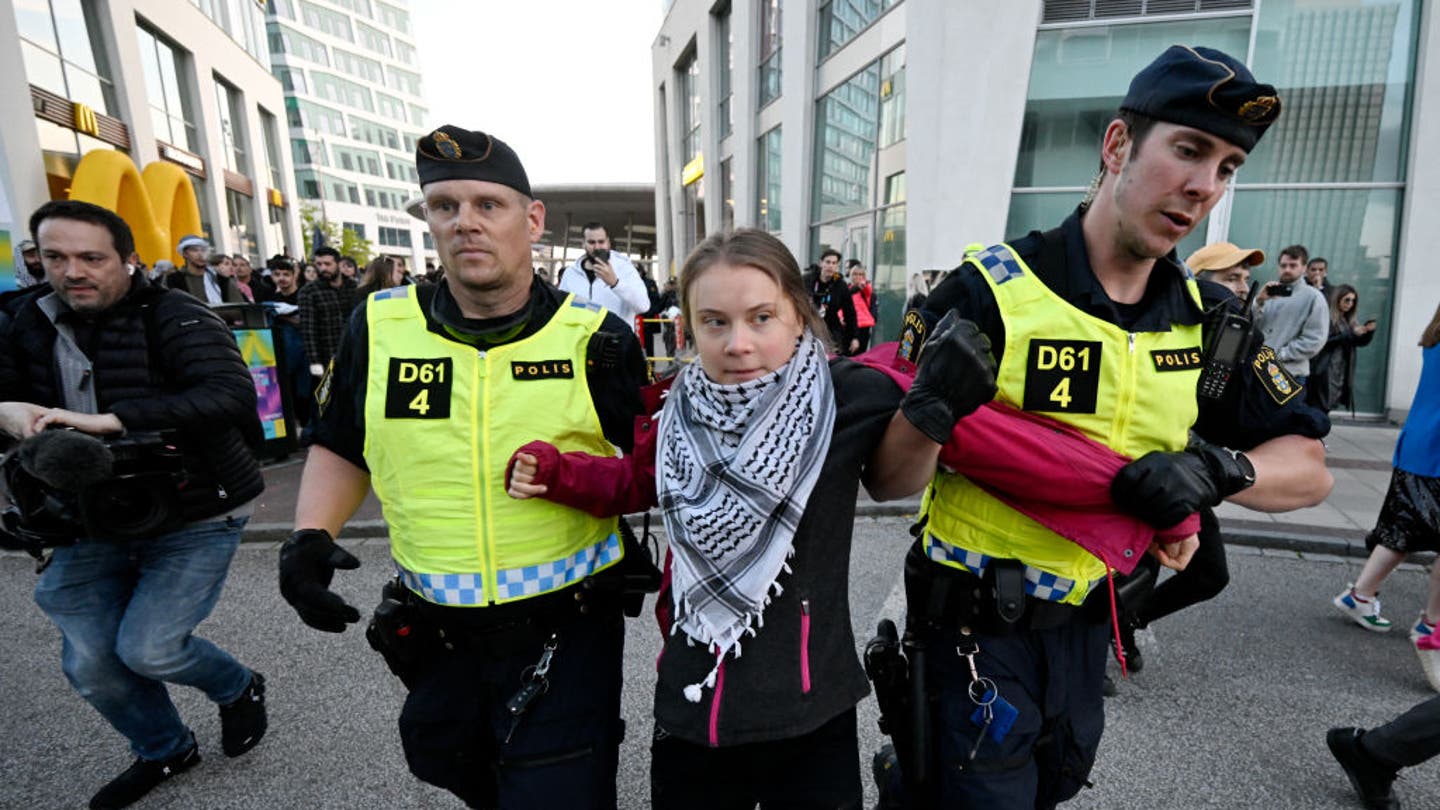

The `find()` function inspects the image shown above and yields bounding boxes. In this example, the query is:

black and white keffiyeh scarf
[657,332,835,702]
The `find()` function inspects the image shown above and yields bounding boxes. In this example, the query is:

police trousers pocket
[1033,716,1097,806]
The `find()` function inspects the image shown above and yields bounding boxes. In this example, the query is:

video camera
[1,429,187,555]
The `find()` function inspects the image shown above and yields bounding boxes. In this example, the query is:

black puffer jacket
[0,276,264,522]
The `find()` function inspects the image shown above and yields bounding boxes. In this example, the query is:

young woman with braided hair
[505,228,995,809]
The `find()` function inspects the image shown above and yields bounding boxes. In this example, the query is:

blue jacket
[1395,343,1440,478]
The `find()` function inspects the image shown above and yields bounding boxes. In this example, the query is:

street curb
[241,504,1388,562]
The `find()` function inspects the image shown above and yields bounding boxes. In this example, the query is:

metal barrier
[635,314,687,376]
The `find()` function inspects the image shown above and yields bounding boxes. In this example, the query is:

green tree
[299,203,375,264]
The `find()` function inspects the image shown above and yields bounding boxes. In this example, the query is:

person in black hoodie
[813,248,858,355]
[0,200,267,810]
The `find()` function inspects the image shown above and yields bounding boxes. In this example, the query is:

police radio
[1198,282,1261,401]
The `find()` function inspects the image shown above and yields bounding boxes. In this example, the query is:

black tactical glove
[279,529,362,633]
[900,311,998,444]
[1111,440,1256,529]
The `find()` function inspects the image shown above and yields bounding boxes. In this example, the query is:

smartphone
[587,249,609,266]
[1266,282,1293,297]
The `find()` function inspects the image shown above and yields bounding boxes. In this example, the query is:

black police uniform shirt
[312,275,648,470]
[920,207,1330,452]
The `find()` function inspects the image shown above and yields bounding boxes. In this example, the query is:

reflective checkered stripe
[396,569,485,606]
[395,531,622,605]
[494,532,622,600]
[925,532,1092,604]
[972,245,1026,285]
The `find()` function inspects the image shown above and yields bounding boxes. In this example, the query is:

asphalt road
[2,518,1437,809]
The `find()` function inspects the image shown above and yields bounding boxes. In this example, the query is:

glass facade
[757,0,781,107]
[716,6,733,139]
[812,62,880,223]
[819,0,898,59]
[137,25,198,151]
[678,50,701,162]
[214,77,248,174]
[192,0,270,63]
[720,157,735,232]
[756,126,782,232]
[1007,0,1422,414]
[15,0,115,113]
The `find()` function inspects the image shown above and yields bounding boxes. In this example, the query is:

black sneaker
[220,671,267,757]
[89,740,200,809]
[1327,727,1400,809]
[1117,619,1144,674]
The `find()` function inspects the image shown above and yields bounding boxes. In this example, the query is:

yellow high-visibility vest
[922,244,1203,604]
[363,286,622,606]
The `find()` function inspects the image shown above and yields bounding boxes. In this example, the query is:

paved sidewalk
[246,419,1407,559]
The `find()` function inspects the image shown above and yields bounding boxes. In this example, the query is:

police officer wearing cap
[877,46,1333,807]
[277,125,649,809]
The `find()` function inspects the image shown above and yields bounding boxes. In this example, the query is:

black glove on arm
[1111,441,1256,529]
[279,529,362,633]
[900,311,999,444]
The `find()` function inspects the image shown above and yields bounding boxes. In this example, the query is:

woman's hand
[506,451,548,499]
[1150,533,1199,571]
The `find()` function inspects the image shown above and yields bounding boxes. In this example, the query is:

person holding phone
[1254,244,1329,385]
[558,221,652,328]
[1308,284,1378,413]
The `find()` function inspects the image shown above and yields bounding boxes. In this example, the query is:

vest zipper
[1114,333,1139,449]
[474,349,493,601]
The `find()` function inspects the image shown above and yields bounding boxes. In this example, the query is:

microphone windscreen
[18,430,114,492]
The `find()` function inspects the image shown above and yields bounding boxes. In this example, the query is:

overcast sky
[409,1,662,186]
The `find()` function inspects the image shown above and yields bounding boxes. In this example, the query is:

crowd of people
[1,42,1436,810]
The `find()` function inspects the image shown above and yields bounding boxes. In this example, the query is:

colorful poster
[235,328,288,439]
[0,179,14,292]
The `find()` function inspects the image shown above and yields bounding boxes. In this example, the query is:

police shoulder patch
[1251,345,1301,405]
[314,360,334,415]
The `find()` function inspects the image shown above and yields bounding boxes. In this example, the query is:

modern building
[0,0,302,275]
[266,0,436,270]
[651,0,1440,420]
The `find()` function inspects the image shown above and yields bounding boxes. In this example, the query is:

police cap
[1122,45,1281,153]
[416,125,532,198]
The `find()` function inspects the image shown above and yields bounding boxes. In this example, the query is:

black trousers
[1362,694,1440,768]
[398,609,625,810]
[650,707,862,810]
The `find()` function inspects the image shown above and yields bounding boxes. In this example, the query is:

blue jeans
[33,516,252,761]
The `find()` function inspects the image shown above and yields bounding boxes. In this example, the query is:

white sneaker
[1416,632,1440,693]
[1409,612,1436,643]
[1333,585,1392,632]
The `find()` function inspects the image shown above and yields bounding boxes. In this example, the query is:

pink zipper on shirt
[800,599,812,694]
[707,659,727,747]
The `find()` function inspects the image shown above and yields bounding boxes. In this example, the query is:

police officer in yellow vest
[277,125,649,809]
[876,47,1335,808]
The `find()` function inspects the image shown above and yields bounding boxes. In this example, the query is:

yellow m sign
[67,150,204,267]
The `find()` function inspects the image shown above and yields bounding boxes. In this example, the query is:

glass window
[227,188,257,258]
[312,71,375,112]
[812,61,881,223]
[137,25,199,150]
[289,97,347,135]
[270,23,330,66]
[716,7,733,138]
[17,0,115,115]
[878,44,906,147]
[756,126,782,232]
[678,50,701,162]
[356,21,392,57]
[268,0,297,20]
[376,2,410,34]
[275,66,308,94]
[299,1,353,41]
[386,66,423,97]
[292,138,327,167]
[819,0,898,59]
[333,48,384,83]
[1227,188,1400,413]
[758,0,782,107]
[395,40,417,66]
[1013,17,1251,189]
[1242,0,1419,184]
[214,77,248,174]
[720,157,735,232]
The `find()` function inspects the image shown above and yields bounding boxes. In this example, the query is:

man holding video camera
[0,200,267,810]
[558,221,652,327]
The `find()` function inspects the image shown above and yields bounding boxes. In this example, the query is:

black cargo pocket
[1033,716,1098,806]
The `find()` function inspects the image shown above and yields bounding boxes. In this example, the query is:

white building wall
[1387,0,1440,419]
[0,0,47,233]
[905,0,1041,268]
